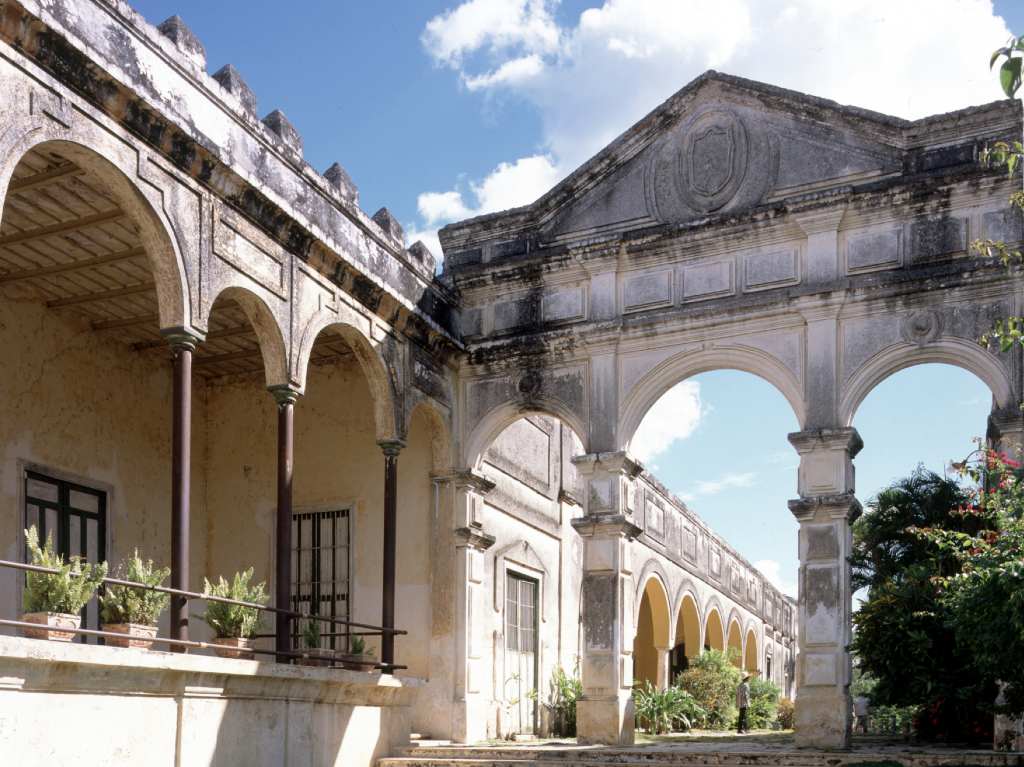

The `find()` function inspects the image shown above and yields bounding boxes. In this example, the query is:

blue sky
[129,0,1021,596]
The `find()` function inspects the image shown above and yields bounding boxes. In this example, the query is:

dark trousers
[737,706,749,733]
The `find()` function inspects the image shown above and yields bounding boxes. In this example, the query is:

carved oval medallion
[678,109,748,213]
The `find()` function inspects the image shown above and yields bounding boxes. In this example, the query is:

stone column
[162,328,202,648]
[450,471,496,744]
[788,428,862,749]
[655,644,672,690]
[572,451,642,746]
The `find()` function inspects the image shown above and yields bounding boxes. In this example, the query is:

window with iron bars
[290,508,351,651]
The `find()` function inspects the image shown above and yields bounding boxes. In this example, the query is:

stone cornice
[788,492,862,523]
[571,513,643,541]
[453,526,497,551]
[431,469,496,496]
[788,428,863,458]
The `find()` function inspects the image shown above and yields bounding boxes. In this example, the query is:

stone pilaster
[571,451,643,745]
[655,644,672,690]
[449,471,496,744]
[988,406,1024,458]
[788,428,862,749]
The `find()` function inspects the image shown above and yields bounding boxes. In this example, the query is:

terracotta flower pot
[21,611,80,641]
[339,653,376,671]
[103,622,158,649]
[211,636,253,659]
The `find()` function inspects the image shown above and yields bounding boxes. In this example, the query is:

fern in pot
[99,551,169,649]
[341,635,377,671]
[201,568,268,659]
[300,618,332,667]
[21,526,107,641]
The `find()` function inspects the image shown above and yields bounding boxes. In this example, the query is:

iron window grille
[290,508,350,651]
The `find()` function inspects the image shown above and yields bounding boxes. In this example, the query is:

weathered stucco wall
[0,636,415,767]
[0,296,208,631]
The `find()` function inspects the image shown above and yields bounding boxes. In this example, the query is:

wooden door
[504,573,538,735]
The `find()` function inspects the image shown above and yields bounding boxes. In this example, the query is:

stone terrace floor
[381,732,1024,767]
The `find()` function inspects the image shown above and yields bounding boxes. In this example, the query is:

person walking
[853,694,870,734]
[736,674,752,734]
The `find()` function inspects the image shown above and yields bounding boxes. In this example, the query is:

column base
[794,686,850,749]
[576,693,635,745]
[451,693,489,744]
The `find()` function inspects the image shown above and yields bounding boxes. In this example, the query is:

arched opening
[744,628,758,674]
[458,409,587,739]
[671,592,701,681]
[632,575,672,689]
[705,607,725,652]
[0,142,187,639]
[727,618,743,667]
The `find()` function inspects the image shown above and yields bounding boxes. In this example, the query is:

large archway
[0,141,188,639]
[744,628,758,674]
[671,591,701,680]
[705,607,725,652]
[633,575,672,689]
[727,617,743,667]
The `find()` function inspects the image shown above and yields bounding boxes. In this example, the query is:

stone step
[382,747,1019,767]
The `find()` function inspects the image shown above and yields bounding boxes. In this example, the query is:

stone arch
[618,345,806,453]
[0,135,190,329]
[744,627,759,673]
[407,398,453,472]
[673,587,702,663]
[632,571,673,687]
[296,319,399,441]
[727,614,743,666]
[839,339,1013,426]
[207,285,290,389]
[704,602,725,651]
[464,397,588,471]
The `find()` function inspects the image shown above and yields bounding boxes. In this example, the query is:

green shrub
[201,568,268,639]
[546,664,583,737]
[747,677,781,729]
[99,551,170,626]
[634,680,704,734]
[348,635,374,655]
[777,696,795,729]
[22,526,107,615]
[302,617,321,649]
[676,649,743,729]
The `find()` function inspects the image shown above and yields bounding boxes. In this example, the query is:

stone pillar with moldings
[450,471,496,744]
[787,428,862,749]
[988,406,1024,459]
[571,451,642,745]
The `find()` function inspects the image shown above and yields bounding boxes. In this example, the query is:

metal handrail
[0,558,405,634]
[1,558,406,670]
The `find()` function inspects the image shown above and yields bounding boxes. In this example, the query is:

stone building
[0,0,1020,764]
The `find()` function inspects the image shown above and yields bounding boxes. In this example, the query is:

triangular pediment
[540,71,906,239]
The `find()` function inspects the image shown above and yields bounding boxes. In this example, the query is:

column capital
[571,513,642,541]
[378,439,405,457]
[572,450,643,479]
[160,326,204,352]
[788,492,862,523]
[454,525,496,551]
[268,384,301,407]
[788,427,862,458]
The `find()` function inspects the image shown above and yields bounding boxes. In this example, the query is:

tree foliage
[675,649,742,729]
[851,469,997,740]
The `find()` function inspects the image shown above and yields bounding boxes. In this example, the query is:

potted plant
[21,526,107,641]
[99,551,169,649]
[201,568,268,659]
[340,635,377,671]
[300,618,332,667]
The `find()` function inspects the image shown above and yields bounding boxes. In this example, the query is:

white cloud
[415,0,1010,253]
[680,471,757,501]
[629,380,702,463]
[754,558,797,598]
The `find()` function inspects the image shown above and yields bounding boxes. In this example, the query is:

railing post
[163,328,200,649]
[271,385,300,661]
[379,440,404,670]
